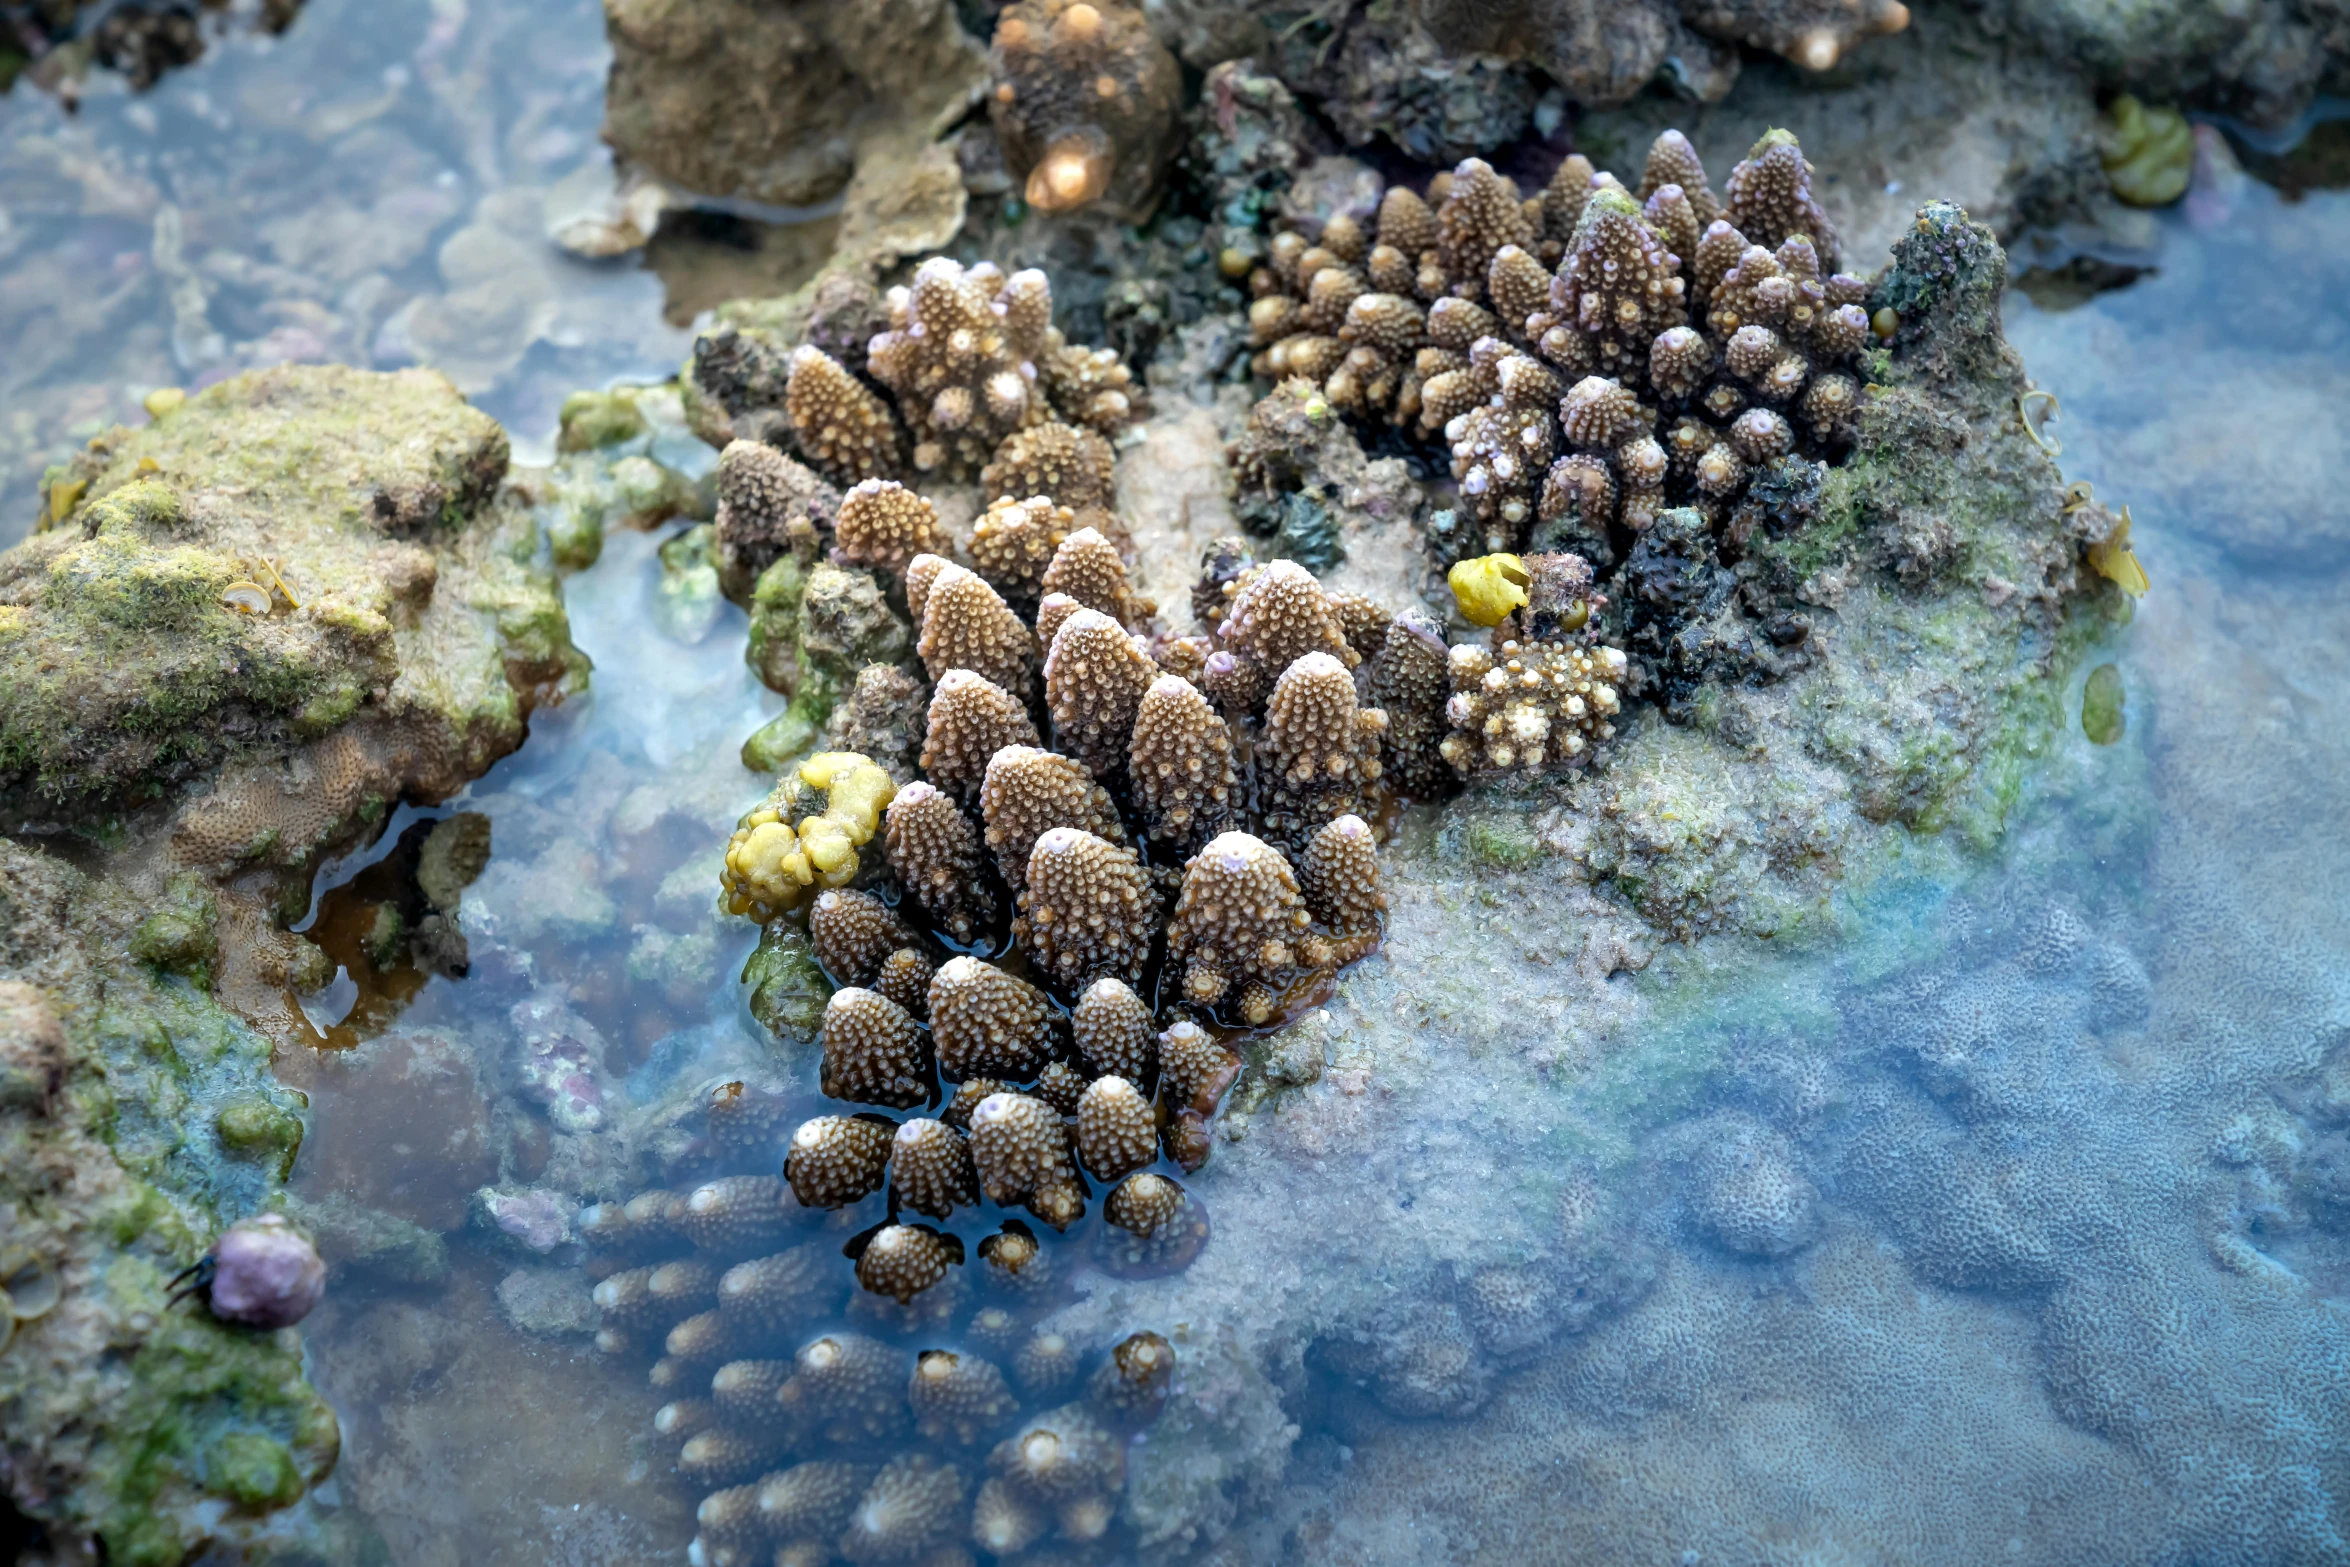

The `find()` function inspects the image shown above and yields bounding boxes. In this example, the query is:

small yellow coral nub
[2085,505,2151,597]
[720,753,899,920]
[1447,554,1532,627]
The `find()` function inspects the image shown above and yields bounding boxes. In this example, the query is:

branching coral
[1246,128,1868,558]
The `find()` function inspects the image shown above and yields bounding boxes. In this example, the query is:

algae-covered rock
[0,842,335,1565]
[1,365,585,843]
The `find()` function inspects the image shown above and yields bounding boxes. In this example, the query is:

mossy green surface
[742,920,827,1045]
[1,840,335,1563]
[0,365,583,830]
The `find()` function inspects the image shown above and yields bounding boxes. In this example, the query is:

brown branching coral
[1300,814,1386,962]
[929,956,1059,1081]
[979,746,1128,894]
[883,782,998,945]
[785,346,903,485]
[810,889,916,987]
[1041,526,1153,628]
[854,1224,961,1306]
[917,565,1038,699]
[1260,652,1387,844]
[980,421,1119,510]
[1071,977,1157,1084]
[1165,831,1314,1011]
[969,494,1079,603]
[1246,128,1868,559]
[1043,610,1158,778]
[832,479,945,575]
[1127,675,1240,864]
[968,1091,1077,1207]
[888,1118,979,1219]
[1440,636,1629,776]
[714,439,838,598]
[989,0,1181,222]
[1015,828,1156,993]
[1098,1174,1209,1276]
[920,670,1041,805]
[785,1114,896,1208]
[818,987,932,1110]
[867,259,1052,478]
[1074,1075,1157,1181]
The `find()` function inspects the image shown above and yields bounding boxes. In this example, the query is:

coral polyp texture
[591,1073,1184,1565]
[706,256,1141,503]
[1246,129,1866,557]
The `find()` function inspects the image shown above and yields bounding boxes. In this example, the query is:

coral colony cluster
[608,251,1624,1562]
[1246,128,1867,559]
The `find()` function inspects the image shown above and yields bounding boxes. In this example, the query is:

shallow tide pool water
[3,8,2347,1566]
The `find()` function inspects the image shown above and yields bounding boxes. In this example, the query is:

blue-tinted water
[3,8,2345,1561]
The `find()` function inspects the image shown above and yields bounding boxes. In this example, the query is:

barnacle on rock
[818,987,933,1111]
[785,1115,897,1209]
[929,957,1059,1081]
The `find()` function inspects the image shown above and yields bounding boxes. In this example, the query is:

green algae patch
[743,920,828,1044]
[0,843,335,1563]
[0,365,581,835]
[557,387,651,453]
[2082,661,2126,744]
